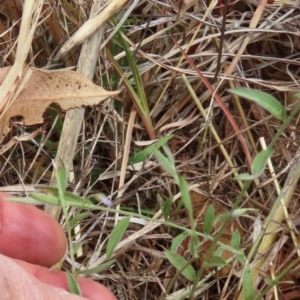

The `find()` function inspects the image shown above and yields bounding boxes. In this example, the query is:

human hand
[0,192,116,300]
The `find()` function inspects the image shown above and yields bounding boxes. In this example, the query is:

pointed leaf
[31,192,60,205]
[228,88,286,120]
[242,265,254,300]
[69,212,91,228]
[163,197,173,220]
[214,212,232,225]
[179,177,193,224]
[203,205,214,234]
[235,173,258,181]
[57,165,67,192]
[235,149,273,181]
[128,135,173,165]
[7,196,45,205]
[67,272,81,296]
[232,208,258,218]
[153,149,178,182]
[231,229,241,250]
[165,251,196,281]
[189,234,199,258]
[37,188,94,206]
[106,217,130,258]
[251,149,273,176]
[171,232,190,253]
[203,255,226,268]
[78,260,116,275]
[237,251,245,264]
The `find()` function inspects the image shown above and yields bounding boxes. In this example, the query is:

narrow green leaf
[8,196,45,205]
[163,145,176,167]
[110,19,154,137]
[163,197,173,220]
[38,186,60,195]
[87,193,112,206]
[228,88,286,120]
[189,234,199,258]
[179,177,193,224]
[69,212,91,228]
[57,165,68,192]
[77,260,116,275]
[106,217,130,258]
[251,149,273,176]
[203,256,226,268]
[128,135,173,165]
[237,251,245,264]
[235,149,273,181]
[243,265,254,300]
[203,205,214,234]
[234,173,257,181]
[232,208,258,218]
[171,232,190,253]
[36,188,94,206]
[214,212,232,225]
[165,251,196,281]
[31,192,60,205]
[231,229,241,250]
[14,193,95,210]
[214,247,224,257]
[58,192,93,206]
[153,149,178,182]
[67,272,81,296]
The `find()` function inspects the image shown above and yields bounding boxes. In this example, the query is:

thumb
[0,254,88,300]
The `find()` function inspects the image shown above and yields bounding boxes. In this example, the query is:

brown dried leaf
[0,67,119,142]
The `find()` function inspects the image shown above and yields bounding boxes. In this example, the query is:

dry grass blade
[224,0,268,76]
[54,0,128,60]
[0,0,43,112]
[175,39,252,165]
[45,0,109,220]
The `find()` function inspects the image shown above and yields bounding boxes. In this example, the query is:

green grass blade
[153,148,179,183]
[231,229,241,250]
[251,149,273,176]
[106,217,130,258]
[203,204,214,235]
[235,149,273,180]
[31,192,60,205]
[243,265,255,300]
[128,134,173,165]
[77,260,116,275]
[171,232,190,253]
[67,272,81,296]
[162,197,173,220]
[203,256,226,268]
[179,177,194,228]
[228,88,286,120]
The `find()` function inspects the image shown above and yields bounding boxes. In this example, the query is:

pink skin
[0,192,116,300]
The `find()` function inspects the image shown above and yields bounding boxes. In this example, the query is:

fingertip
[0,193,67,266]
[78,276,117,300]
[15,259,117,300]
